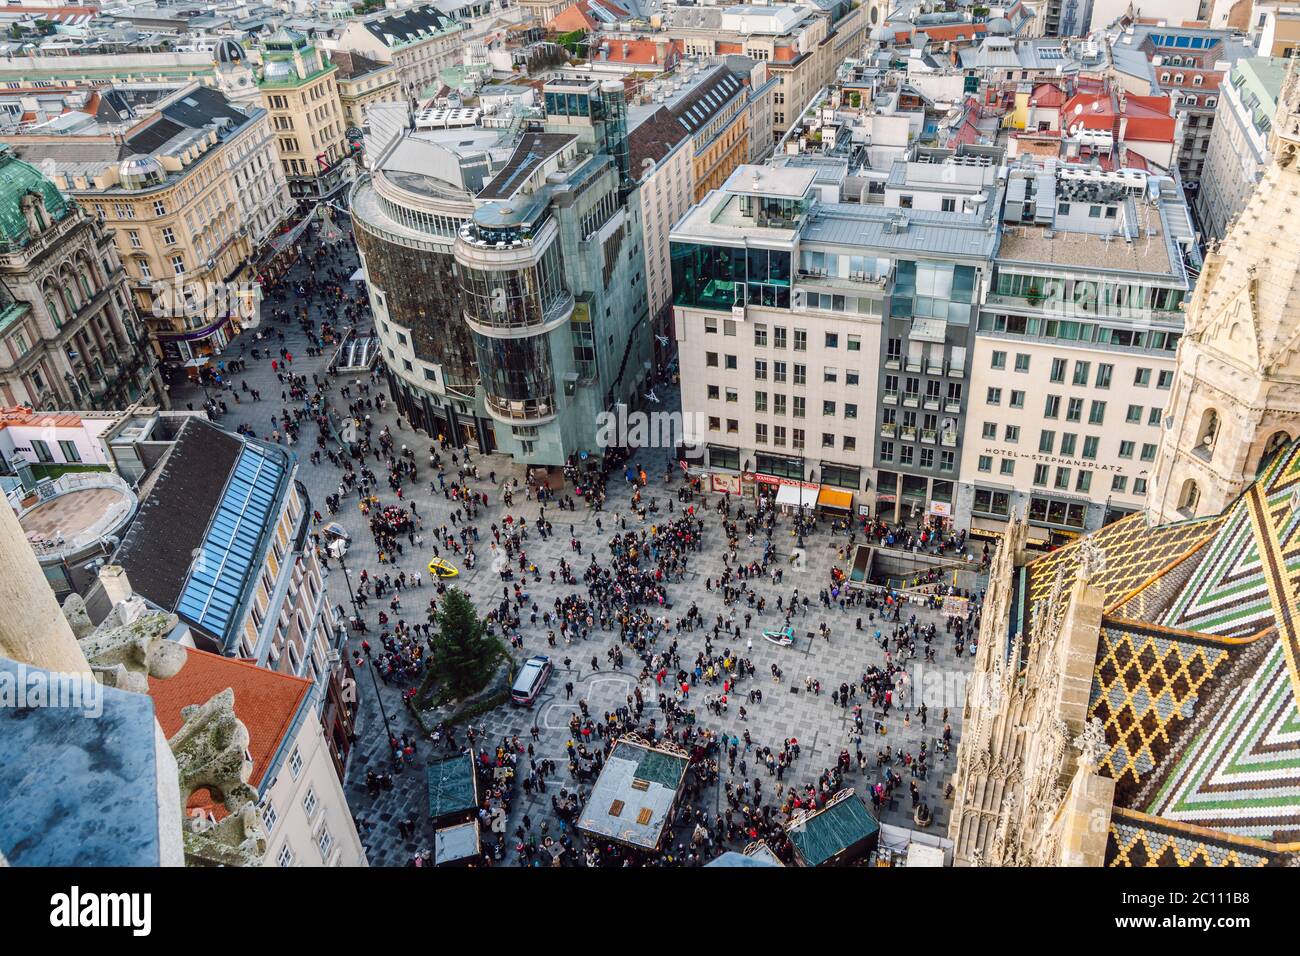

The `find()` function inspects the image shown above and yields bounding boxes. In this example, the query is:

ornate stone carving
[1073,717,1107,774]
[1077,539,1107,584]
[78,606,186,694]
[168,688,268,866]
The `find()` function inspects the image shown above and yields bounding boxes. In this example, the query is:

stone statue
[168,689,268,866]
[1073,717,1107,774]
[1077,539,1106,584]
[78,607,187,694]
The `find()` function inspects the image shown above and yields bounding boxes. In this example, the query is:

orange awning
[817,487,853,511]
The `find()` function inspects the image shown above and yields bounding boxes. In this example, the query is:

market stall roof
[786,790,879,866]
[427,753,478,822]
[705,850,781,867]
[818,487,853,511]
[434,820,480,865]
[350,267,366,282]
[905,843,946,867]
[775,483,818,509]
[577,736,689,850]
[182,357,209,368]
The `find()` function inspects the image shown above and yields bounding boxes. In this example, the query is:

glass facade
[544,90,597,118]
[353,220,477,391]
[891,260,976,321]
[473,331,555,420]
[459,242,567,330]
[670,243,791,311]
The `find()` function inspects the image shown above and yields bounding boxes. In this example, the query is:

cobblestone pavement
[168,219,984,866]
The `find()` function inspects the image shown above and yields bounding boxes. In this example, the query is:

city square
[167,217,983,865]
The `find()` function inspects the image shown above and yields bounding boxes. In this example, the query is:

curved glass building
[350,82,654,465]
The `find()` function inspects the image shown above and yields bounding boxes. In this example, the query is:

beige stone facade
[0,152,165,411]
[259,29,351,200]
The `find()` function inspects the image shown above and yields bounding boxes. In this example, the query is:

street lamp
[330,538,399,771]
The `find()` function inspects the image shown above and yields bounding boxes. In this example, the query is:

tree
[429,588,502,703]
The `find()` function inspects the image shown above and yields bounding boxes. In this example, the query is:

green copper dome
[0,146,70,249]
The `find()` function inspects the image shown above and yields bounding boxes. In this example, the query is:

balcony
[901,426,917,442]
[920,428,937,445]
[485,394,558,426]
[880,422,896,439]
[902,394,919,409]
[944,399,962,414]
[882,390,898,406]
[941,431,958,448]
[884,357,901,371]
[923,397,940,411]
[905,359,922,373]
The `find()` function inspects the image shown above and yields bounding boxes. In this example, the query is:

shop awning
[817,487,853,511]
[776,484,818,509]
[350,267,366,282]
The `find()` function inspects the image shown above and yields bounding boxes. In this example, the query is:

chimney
[99,564,134,608]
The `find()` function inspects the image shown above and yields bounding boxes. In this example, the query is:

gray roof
[362,3,460,47]
[802,202,1000,261]
[577,739,688,850]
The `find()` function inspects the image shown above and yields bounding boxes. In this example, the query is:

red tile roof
[148,646,312,790]
[1122,93,1176,143]
[915,23,987,42]
[1029,82,1065,108]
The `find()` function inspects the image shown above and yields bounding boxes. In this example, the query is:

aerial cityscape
[0,0,1296,879]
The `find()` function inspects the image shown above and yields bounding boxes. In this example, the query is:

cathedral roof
[1022,435,1300,862]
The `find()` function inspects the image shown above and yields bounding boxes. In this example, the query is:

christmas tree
[430,588,502,702]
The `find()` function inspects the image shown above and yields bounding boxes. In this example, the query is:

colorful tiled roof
[1106,809,1290,867]
[1076,437,1300,858]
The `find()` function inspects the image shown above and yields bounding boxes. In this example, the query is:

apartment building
[1194,55,1286,241]
[5,84,288,368]
[330,50,403,133]
[957,162,1197,546]
[1106,22,1255,187]
[0,147,165,411]
[630,104,692,366]
[258,28,351,200]
[665,2,867,143]
[335,5,465,103]
[114,416,354,776]
[671,154,1000,519]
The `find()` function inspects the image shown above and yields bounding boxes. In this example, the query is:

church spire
[1148,54,1300,523]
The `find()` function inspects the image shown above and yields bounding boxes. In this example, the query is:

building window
[277,844,294,867]
[978,455,992,473]
[982,422,996,440]
[261,801,278,834]
[986,388,1002,405]
[991,350,1006,370]
[303,787,318,819]
[1000,458,1015,476]
[1014,353,1030,373]
[318,827,333,859]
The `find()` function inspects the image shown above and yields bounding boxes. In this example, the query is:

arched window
[1179,479,1200,513]
[1259,431,1291,473]
[1196,408,1219,456]
[43,280,63,327]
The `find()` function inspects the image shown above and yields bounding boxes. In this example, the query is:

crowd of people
[182,211,986,867]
